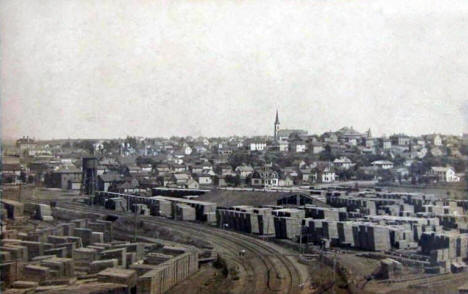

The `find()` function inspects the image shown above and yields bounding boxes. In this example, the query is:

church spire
[274,110,280,142]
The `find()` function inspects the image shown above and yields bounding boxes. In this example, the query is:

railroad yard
[2,184,468,294]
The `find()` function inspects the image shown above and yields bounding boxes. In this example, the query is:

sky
[1,0,468,140]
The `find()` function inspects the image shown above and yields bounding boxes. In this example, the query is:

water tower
[82,157,97,195]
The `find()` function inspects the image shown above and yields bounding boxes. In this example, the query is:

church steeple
[274,110,280,142]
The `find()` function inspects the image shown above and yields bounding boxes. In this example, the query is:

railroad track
[44,200,304,294]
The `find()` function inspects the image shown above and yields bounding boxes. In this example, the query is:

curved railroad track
[46,200,304,294]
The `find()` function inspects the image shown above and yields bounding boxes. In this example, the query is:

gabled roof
[99,173,123,182]
[431,166,453,172]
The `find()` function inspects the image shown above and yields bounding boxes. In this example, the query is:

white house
[251,169,279,187]
[196,174,213,185]
[371,160,394,170]
[289,141,306,153]
[235,165,254,179]
[250,141,267,151]
[429,167,460,183]
[320,167,336,183]
[333,157,353,170]
[184,146,193,155]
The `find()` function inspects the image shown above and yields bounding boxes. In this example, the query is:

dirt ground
[167,263,236,294]
[197,190,290,207]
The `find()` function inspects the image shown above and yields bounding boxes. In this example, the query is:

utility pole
[332,250,337,294]
[133,204,138,242]
[18,183,22,203]
[299,221,303,255]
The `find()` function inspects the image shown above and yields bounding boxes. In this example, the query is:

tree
[225,175,240,187]
[75,140,96,155]
[228,151,253,169]
[125,136,138,149]
[319,145,334,161]
[336,169,355,181]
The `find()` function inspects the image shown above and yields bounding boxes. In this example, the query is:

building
[333,157,353,170]
[251,169,279,187]
[249,141,267,151]
[390,134,411,146]
[336,127,365,144]
[45,167,82,190]
[428,167,460,183]
[235,165,254,179]
[97,173,124,192]
[318,167,336,183]
[424,134,443,146]
[289,139,306,153]
[371,160,394,170]
[195,173,213,185]
[274,110,280,142]
[1,163,23,183]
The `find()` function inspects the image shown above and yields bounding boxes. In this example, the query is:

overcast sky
[1,0,468,140]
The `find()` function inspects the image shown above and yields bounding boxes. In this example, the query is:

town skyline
[4,109,468,142]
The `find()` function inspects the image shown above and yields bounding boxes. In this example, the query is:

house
[309,142,324,154]
[155,164,171,176]
[45,167,82,190]
[184,146,193,155]
[424,134,442,146]
[251,169,279,187]
[278,176,294,187]
[428,167,460,183]
[390,134,410,146]
[278,138,289,152]
[202,162,214,172]
[235,165,254,179]
[185,179,199,189]
[414,137,426,146]
[380,138,392,150]
[289,140,306,153]
[336,127,365,144]
[371,160,394,170]
[127,165,142,175]
[195,173,213,185]
[16,137,37,158]
[172,164,186,173]
[249,141,267,151]
[97,173,124,192]
[194,145,208,154]
[172,173,191,186]
[298,168,315,184]
[139,164,153,173]
[317,167,336,183]
[333,157,353,170]
[2,163,23,183]
[190,165,204,175]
